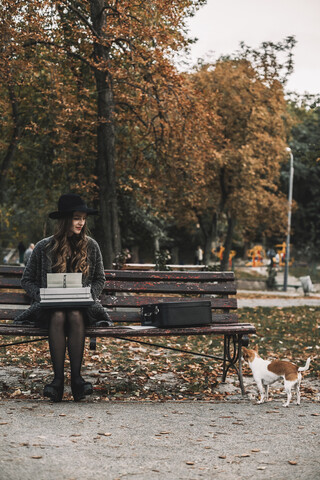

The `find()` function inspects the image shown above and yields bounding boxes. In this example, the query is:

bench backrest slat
[0,292,29,305]
[101,294,237,309]
[0,292,237,310]
[104,270,234,281]
[0,267,234,281]
[0,278,236,294]
[104,280,236,294]
[0,278,22,288]
[0,266,24,275]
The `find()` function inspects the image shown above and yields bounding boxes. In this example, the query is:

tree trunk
[197,212,218,265]
[204,213,218,265]
[90,0,121,267]
[221,216,236,271]
[0,85,23,203]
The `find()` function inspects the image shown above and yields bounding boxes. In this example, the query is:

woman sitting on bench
[15,194,112,403]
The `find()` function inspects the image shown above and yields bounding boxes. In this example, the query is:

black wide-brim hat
[49,194,99,219]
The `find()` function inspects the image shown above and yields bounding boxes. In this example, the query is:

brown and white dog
[242,345,311,407]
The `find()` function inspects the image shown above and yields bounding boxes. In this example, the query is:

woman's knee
[67,310,84,326]
[50,310,66,328]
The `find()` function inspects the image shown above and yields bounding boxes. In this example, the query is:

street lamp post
[283,147,294,291]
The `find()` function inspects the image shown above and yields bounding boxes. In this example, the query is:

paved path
[0,399,319,480]
[238,290,320,308]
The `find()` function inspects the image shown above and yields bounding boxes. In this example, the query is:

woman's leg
[44,310,67,402]
[67,310,86,381]
[67,310,92,401]
[48,310,67,382]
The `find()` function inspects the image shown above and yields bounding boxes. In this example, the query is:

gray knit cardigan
[14,235,112,326]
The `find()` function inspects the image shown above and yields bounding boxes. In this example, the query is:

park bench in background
[115,263,206,271]
[0,265,255,394]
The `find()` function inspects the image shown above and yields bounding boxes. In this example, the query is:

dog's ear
[254,344,259,352]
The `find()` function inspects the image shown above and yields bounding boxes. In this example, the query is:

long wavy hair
[49,215,89,276]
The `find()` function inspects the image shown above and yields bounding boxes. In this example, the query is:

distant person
[123,248,132,263]
[195,246,204,265]
[18,242,26,265]
[23,243,35,265]
[267,248,276,268]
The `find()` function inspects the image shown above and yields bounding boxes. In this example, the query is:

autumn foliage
[0,1,293,265]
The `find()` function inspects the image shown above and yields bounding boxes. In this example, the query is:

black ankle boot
[71,377,93,402]
[43,380,64,403]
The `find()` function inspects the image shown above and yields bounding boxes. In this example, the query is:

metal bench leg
[222,334,246,395]
[238,339,245,395]
[89,337,97,350]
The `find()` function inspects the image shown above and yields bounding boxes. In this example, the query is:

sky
[183,0,320,95]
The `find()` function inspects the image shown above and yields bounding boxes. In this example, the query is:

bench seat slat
[108,312,239,324]
[0,309,26,320]
[0,310,238,324]
[87,323,255,337]
[0,323,255,337]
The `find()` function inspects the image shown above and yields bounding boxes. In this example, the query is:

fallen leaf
[219,455,226,459]
[97,432,112,436]
[288,461,297,465]
[186,461,194,465]
[251,449,261,453]
[12,389,22,397]
[31,456,42,459]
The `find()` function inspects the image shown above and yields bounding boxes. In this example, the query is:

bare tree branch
[60,0,100,38]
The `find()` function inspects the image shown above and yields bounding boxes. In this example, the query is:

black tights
[48,310,85,385]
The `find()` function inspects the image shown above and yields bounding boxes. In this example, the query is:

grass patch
[290,266,320,283]
[238,306,319,375]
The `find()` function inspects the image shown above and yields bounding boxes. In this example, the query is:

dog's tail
[298,357,311,372]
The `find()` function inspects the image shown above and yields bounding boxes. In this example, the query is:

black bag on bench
[141,301,212,328]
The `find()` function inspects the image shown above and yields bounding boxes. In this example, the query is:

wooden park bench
[0,265,256,394]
